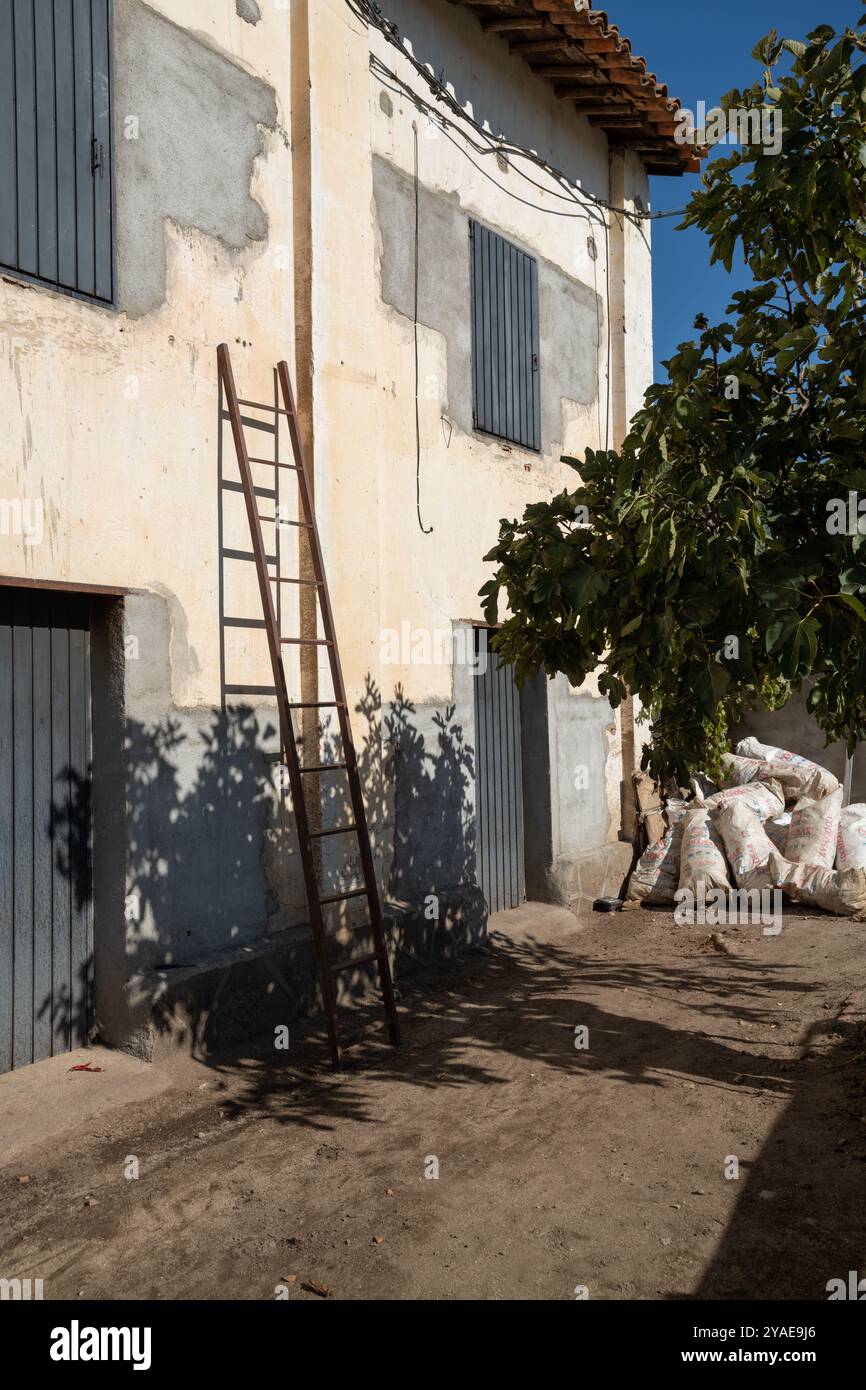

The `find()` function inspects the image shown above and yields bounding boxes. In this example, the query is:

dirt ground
[2,901,866,1301]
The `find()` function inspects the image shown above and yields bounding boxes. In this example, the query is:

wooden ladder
[216,343,401,1068]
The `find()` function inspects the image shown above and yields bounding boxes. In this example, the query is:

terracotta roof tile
[448,0,707,174]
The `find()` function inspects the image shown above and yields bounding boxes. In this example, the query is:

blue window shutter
[470,220,540,451]
[0,0,114,303]
[0,3,16,270]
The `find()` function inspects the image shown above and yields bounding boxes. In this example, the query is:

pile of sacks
[629,737,866,918]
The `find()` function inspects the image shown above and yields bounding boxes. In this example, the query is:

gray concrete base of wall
[112,885,487,1063]
[546,841,636,914]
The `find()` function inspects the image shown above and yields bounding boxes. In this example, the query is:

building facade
[0,0,696,1068]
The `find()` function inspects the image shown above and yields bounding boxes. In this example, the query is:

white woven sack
[677,807,732,896]
[704,780,785,822]
[715,802,777,889]
[836,804,866,872]
[735,738,839,800]
[787,787,843,869]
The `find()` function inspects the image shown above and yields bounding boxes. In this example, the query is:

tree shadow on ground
[196,929,806,1118]
[179,927,865,1298]
[684,1006,866,1300]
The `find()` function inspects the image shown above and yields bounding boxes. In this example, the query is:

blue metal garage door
[474,627,526,914]
[0,587,93,1071]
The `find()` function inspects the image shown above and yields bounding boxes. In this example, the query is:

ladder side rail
[217,344,342,1064]
[277,360,401,1046]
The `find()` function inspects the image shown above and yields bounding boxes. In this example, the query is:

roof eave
[447,1,707,175]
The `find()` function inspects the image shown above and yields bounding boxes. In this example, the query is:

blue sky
[608,0,857,380]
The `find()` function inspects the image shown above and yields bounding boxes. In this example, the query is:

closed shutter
[0,0,113,303]
[474,627,526,915]
[0,588,93,1072]
[470,220,541,451]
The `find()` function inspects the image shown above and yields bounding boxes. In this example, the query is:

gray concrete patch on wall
[236,0,262,24]
[114,0,278,316]
[372,154,601,457]
[549,677,615,857]
[522,669,625,908]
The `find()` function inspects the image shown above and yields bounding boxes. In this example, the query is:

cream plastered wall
[364,0,620,708]
[305,0,655,849]
[0,0,294,708]
[0,0,658,848]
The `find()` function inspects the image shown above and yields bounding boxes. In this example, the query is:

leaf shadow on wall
[44,677,479,1069]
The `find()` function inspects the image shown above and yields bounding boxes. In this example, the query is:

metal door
[0,587,93,1071]
[474,627,526,914]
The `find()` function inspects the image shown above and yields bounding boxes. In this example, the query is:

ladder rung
[300,762,347,773]
[291,700,346,711]
[329,951,379,974]
[222,547,278,565]
[224,683,276,696]
[221,479,276,500]
[247,455,301,473]
[310,823,358,839]
[319,887,368,905]
[256,513,313,529]
[236,397,290,416]
[273,577,322,587]
[221,410,277,435]
[223,617,268,629]
[281,637,332,646]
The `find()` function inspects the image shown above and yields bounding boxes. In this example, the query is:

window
[0,0,113,303]
[470,220,540,451]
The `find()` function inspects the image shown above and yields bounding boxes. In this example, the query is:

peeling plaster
[372,154,600,457]
[115,0,278,317]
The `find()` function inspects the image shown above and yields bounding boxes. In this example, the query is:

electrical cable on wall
[375,56,614,447]
[375,64,605,226]
[347,0,690,225]
[349,0,663,457]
